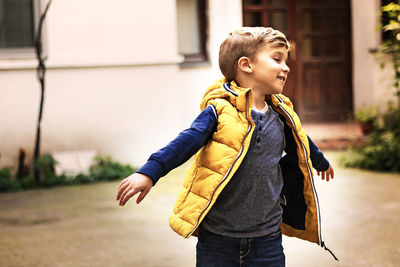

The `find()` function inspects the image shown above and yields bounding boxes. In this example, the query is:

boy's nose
[283,64,290,73]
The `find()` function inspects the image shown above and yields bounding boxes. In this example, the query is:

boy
[116,27,336,266]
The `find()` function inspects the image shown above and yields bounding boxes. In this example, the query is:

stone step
[304,122,367,150]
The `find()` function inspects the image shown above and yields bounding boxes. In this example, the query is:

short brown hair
[219,27,290,81]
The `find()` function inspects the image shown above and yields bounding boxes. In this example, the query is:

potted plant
[355,106,378,135]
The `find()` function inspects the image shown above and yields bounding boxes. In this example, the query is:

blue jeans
[196,226,285,267]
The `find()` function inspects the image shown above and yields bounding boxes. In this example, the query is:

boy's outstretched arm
[116,173,153,206]
[308,136,335,182]
[116,105,218,205]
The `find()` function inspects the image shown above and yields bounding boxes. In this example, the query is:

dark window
[0,0,35,48]
[176,0,208,65]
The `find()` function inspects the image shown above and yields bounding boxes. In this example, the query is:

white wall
[4,0,399,170]
[351,0,398,113]
[178,0,243,126]
[0,0,243,169]
[46,0,181,66]
[0,70,39,167]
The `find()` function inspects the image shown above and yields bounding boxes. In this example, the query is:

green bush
[34,154,61,187]
[342,134,400,172]
[355,106,378,123]
[19,175,36,189]
[0,168,12,186]
[341,105,400,172]
[353,0,400,173]
[0,168,18,192]
[382,102,400,133]
[0,154,137,192]
[89,156,136,181]
[73,173,94,184]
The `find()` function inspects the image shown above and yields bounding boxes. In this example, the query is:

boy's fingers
[120,189,135,206]
[116,181,129,200]
[120,186,142,206]
[325,168,333,182]
[118,178,129,191]
[120,189,132,206]
[136,187,151,204]
[119,185,134,205]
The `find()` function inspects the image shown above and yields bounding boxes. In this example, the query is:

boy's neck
[234,78,269,110]
[252,89,269,110]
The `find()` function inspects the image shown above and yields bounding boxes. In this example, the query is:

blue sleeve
[308,136,330,172]
[136,105,218,185]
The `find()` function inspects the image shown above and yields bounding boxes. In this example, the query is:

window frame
[0,0,41,59]
[178,0,209,67]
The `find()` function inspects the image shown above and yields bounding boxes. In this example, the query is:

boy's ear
[237,57,253,74]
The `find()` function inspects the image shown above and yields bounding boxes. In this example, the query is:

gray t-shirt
[202,104,285,237]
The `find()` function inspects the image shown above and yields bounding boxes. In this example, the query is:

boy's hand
[116,173,153,206]
[317,165,334,182]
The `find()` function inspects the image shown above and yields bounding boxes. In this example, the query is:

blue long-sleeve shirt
[137,105,329,185]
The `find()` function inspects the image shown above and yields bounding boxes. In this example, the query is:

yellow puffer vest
[169,79,322,245]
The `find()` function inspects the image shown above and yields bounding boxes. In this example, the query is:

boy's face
[249,43,290,95]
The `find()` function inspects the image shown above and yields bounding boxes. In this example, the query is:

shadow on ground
[0,152,399,266]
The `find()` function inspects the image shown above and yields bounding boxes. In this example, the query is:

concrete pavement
[0,152,399,266]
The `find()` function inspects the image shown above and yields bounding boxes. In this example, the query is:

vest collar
[223,81,252,112]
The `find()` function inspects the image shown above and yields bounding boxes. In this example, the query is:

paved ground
[0,151,399,267]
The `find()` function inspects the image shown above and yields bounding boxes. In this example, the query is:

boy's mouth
[277,75,286,82]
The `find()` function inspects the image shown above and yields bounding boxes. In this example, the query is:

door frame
[242,0,353,122]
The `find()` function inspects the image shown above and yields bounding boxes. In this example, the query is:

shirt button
[259,116,263,121]
[259,126,262,131]
[256,137,261,143]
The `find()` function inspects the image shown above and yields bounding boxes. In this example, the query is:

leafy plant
[342,103,400,172]
[354,106,378,135]
[0,168,14,192]
[19,175,36,189]
[0,154,137,192]
[34,154,60,186]
[73,173,93,184]
[355,106,378,123]
[341,131,400,172]
[89,156,136,182]
[382,101,400,133]
[34,154,56,176]
[342,1,400,172]
[379,1,400,102]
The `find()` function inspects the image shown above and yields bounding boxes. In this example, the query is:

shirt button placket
[256,114,262,144]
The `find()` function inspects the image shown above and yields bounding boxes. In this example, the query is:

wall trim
[0,58,184,71]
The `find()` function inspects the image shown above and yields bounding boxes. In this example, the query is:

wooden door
[243,0,353,122]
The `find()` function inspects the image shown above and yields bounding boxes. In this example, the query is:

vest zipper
[185,95,253,238]
[277,103,323,245]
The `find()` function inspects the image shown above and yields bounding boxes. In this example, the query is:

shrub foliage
[342,105,400,172]
[0,155,137,192]
[343,1,400,173]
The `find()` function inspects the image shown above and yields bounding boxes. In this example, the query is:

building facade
[0,0,394,168]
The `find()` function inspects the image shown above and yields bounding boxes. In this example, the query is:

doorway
[243,0,353,122]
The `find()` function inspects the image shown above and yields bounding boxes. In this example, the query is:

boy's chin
[263,85,284,95]
[271,87,284,94]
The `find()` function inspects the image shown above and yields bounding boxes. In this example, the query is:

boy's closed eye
[271,52,287,63]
